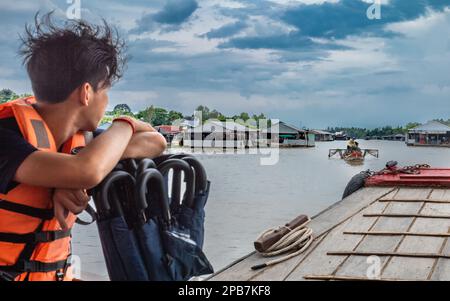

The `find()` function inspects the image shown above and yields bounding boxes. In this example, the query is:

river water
[72,140,450,280]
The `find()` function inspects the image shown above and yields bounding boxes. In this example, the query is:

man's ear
[79,83,94,106]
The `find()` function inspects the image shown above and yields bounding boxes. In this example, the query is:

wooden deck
[207,187,450,281]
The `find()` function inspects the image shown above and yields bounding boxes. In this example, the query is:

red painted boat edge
[365,168,450,188]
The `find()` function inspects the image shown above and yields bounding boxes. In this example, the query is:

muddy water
[72,140,450,280]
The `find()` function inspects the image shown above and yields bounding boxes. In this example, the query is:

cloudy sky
[0,0,449,128]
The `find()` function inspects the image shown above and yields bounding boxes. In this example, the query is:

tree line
[327,122,424,139]
[0,89,31,103]
[0,88,268,127]
[2,88,449,132]
[105,103,268,127]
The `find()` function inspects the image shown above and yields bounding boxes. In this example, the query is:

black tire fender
[342,171,371,199]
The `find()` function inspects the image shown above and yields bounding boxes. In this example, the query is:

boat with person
[328,148,379,161]
[329,137,379,162]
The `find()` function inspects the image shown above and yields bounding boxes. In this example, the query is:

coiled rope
[251,217,314,270]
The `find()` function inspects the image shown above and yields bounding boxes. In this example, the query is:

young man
[0,15,167,281]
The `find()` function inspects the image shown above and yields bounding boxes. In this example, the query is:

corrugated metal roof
[181,119,200,128]
[311,129,333,135]
[409,121,450,133]
[156,125,181,134]
[186,120,257,133]
[263,121,306,134]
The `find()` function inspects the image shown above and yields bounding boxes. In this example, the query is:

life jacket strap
[0,199,54,220]
[0,270,16,281]
[0,220,71,280]
[0,258,70,273]
[0,229,71,244]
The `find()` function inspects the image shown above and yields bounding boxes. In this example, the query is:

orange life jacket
[0,97,91,281]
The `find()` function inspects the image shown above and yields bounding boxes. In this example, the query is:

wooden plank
[304,275,413,281]
[343,231,450,237]
[284,194,393,281]
[284,217,372,280]
[379,199,450,204]
[254,188,395,281]
[364,213,450,219]
[429,236,450,280]
[303,187,396,237]
[335,188,429,279]
[205,251,262,281]
[327,251,450,259]
[420,190,450,216]
[249,235,326,281]
[376,188,427,217]
[381,189,448,280]
[209,187,395,281]
[426,189,450,280]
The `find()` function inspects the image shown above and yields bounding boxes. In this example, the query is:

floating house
[311,130,334,142]
[365,135,405,141]
[182,120,258,149]
[262,121,315,147]
[406,121,450,147]
[382,134,406,141]
[179,118,200,130]
[333,131,347,140]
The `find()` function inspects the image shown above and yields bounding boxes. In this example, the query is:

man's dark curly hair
[19,12,127,103]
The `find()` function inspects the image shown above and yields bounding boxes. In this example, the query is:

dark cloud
[1,0,450,127]
[202,21,248,39]
[131,0,199,33]
[153,0,198,24]
[220,0,450,51]
[120,38,287,98]
[282,0,449,38]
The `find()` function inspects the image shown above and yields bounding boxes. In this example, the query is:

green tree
[136,106,155,123]
[195,105,211,122]
[136,106,184,126]
[151,107,168,126]
[217,113,227,122]
[239,112,250,121]
[0,89,19,103]
[100,115,114,125]
[208,109,221,119]
[405,122,421,130]
[113,104,133,116]
[168,110,183,123]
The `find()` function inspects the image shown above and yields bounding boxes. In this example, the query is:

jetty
[207,185,450,281]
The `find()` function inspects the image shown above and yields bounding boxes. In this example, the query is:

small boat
[328,149,379,161]
[343,150,364,161]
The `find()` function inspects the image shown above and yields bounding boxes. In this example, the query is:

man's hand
[114,116,167,159]
[116,116,156,133]
[53,189,90,230]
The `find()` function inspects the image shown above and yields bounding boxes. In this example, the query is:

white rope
[252,217,314,270]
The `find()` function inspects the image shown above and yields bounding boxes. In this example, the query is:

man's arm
[121,131,167,159]
[50,125,167,229]
[14,120,139,190]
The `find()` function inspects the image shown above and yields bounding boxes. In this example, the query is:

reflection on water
[72,140,450,280]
